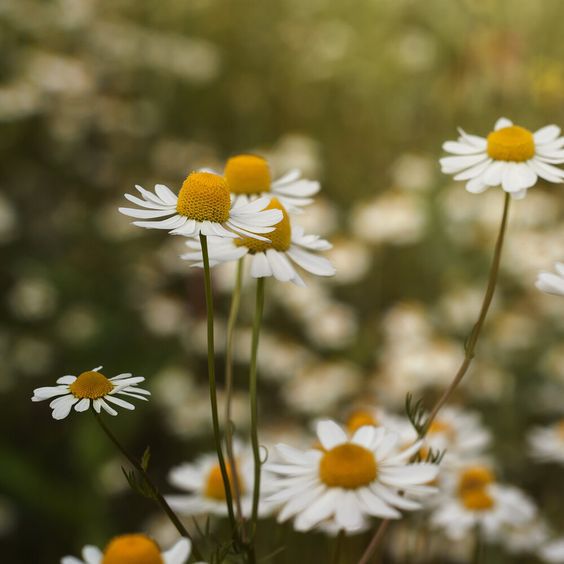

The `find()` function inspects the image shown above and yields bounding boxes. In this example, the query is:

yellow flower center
[556,419,564,440]
[346,410,378,434]
[457,466,495,494]
[460,489,495,511]
[69,371,114,399]
[319,443,377,489]
[204,463,244,501]
[428,419,455,440]
[176,172,231,223]
[234,198,290,253]
[102,534,163,564]
[487,125,535,162]
[224,154,272,195]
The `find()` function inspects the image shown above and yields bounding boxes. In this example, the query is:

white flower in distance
[224,154,320,212]
[32,366,149,420]
[431,465,537,541]
[528,420,564,464]
[536,263,564,297]
[181,198,335,286]
[265,420,439,533]
[539,538,564,563]
[61,534,194,564]
[119,171,282,239]
[441,117,564,199]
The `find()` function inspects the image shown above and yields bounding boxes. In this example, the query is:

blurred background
[3,0,564,561]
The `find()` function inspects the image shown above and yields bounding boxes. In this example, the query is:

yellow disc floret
[205,463,244,501]
[319,443,377,489]
[457,466,495,495]
[102,534,163,564]
[235,198,290,253]
[487,125,535,162]
[225,154,272,195]
[69,371,114,399]
[460,489,495,511]
[346,410,378,434]
[176,172,231,223]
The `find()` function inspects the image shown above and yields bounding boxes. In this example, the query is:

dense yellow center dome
[487,125,535,162]
[102,534,163,564]
[176,172,231,223]
[225,154,272,195]
[319,443,377,489]
[69,371,113,399]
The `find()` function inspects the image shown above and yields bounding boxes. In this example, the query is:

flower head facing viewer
[181,198,335,286]
[32,366,149,419]
[441,117,564,199]
[119,171,282,239]
[265,420,439,533]
[224,154,320,212]
[61,534,196,564]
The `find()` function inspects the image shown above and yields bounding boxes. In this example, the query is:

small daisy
[431,465,536,541]
[528,420,564,464]
[61,534,195,564]
[266,420,439,533]
[119,171,283,239]
[441,117,564,199]
[181,198,335,286]
[166,445,273,518]
[32,366,149,420]
[224,154,320,212]
[536,262,564,297]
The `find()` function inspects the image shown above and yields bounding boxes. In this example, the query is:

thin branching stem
[358,192,511,564]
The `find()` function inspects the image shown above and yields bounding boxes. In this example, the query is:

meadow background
[2,0,564,561]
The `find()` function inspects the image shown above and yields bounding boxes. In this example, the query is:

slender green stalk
[224,258,245,528]
[332,530,345,564]
[472,526,484,564]
[249,277,265,537]
[93,412,203,561]
[357,192,511,564]
[200,234,238,540]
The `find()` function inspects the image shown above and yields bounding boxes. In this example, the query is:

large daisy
[440,117,564,199]
[119,171,282,239]
[32,366,149,419]
[536,262,564,297]
[224,154,320,212]
[61,534,195,564]
[265,420,439,533]
[181,198,335,286]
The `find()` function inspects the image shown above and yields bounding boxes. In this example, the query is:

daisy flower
[265,420,439,533]
[528,420,564,464]
[431,465,536,541]
[536,262,564,297]
[32,366,149,420]
[224,154,320,212]
[119,171,283,239]
[440,117,564,199]
[61,534,195,564]
[181,198,335,286]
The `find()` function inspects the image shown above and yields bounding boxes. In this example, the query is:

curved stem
[93,412,203,561]
[357,192,511,564]
[249,277,265,538]
[225,258,245,529]
[200,234,238,540]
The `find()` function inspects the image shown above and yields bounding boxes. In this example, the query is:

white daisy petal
[74,398,91,412]
[494,117,513,130]
[162,538,191,564]
[56,375,77,385]
[317,420,348,450]
[534,125,561,144]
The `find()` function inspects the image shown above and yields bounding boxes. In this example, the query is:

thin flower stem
[249,277,265,538]
[93,411,203,561]
[332,530,345,564]
[357,192,511,564]
[200,234,238,541]
[224,258,245,530]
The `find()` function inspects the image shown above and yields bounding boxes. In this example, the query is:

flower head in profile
[265,420,439,533]
[441,117,564,199]
[32,366,149,419]
[119,171,282,239]
[181,198,335,286]
[61,534,194,564]
[536,262,564,297]
[528,419,564,465]
[224,154,320,212]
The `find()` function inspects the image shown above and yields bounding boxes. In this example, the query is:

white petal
[457,128,487,149]
[536,272,564,296]
[501,163,528,192]
[265,249,295,283]
[82,545,103,564]
[99,399,118,416]
[162,538,191,564]
[74,398,91,412]
[494,117,513,130]
[56,375,77,385]
[32,386,70,401]
[105,395,135,410]
[134,215,188,230]
[286,246,335,277]
[482,161,506,186]
[378,463,439,486]
[443,141,484,155]
[335,491,364,531]
[454,158,491,181]
[534,125,561,144]
[440,154,488,174]
[294,489,341,530]
[465,176,488,194]
[351,426,378,449]
[118,207,174,219]
[355,487,401,519]
[250,253,272,278]
[316,420,347,450]
[154,184,178,204]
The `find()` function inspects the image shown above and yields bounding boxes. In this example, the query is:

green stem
[93,412,203,561]
[249,277,265,537]
[332,530,345,564]
[200,234,238,540]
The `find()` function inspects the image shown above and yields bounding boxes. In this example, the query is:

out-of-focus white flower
[304,302,357,349]
[391,153,435,192]
[142,295,188,337]
[528,420,564,464]
[293,197,338,238]
[266,134,322,179]
[8,277,57,320]
[325,238,372,285]
[393,29,437,72]
[540,538,564,563]
[437,285,486,332]
[441,117,564,199]
[537,262,564,296]
[57,306,99,345]
[502,518,549,556]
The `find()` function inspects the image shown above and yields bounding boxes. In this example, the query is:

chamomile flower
[441,117,564,199]
[528,420,564,464]
[181,198,335,286]
[266,420,439,533]
[224,154,320,212]
[61,534,193,564]
[119,171,282,239]
[32,366,149,420]
[431,465,536,541]
[536,262,564,297]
